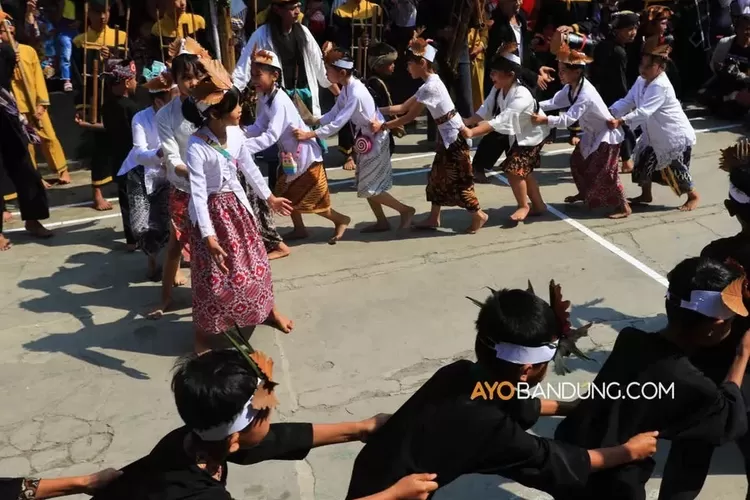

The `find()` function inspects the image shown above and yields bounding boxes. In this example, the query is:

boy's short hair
[172,349,259,434]
[171,53,201,81]
[666,257,742,328]
[474,289,558,372]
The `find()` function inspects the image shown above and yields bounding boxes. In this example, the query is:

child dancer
[294,45,414,233]
[346,281,659,499]
[463,42,549,223]
[372,31,488,234]
[182,59,294,352]
[531,39,631,219]
[245,47,350,245]
[609,35,700,212]
[365,41,406,147]
[90,346,437,500]
[554,256,750,499]
[150,42,206,320]
[117,61,179,280]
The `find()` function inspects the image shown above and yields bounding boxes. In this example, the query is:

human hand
[371,119,385,134]
[80,468,123,494]
[530,113,548,125]
[460,126,473,139]
[557,25,574,34]
[100,46,110,59]
[624,431,659,460]
[206,236,229,273]
[537,66,555,90]
[607,118,622,130]
[357,413,391,442]
[268,195,294,216]
[387,473,439,500]
[292,128,315,141]
[34,104,45,120]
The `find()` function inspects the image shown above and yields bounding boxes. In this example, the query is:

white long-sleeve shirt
[610,72,696,168]
[315,77,385,140]
[476,83,549,148]
[117,106,165,194]
[232,23,332,116]
[245,88,323,182]
[186,126,272,239]
[156,95,195,193]
[416,74,464,148]
[540,78,624,159]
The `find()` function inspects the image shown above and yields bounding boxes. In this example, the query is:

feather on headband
[223,325,279,412]
[191,58,234,108]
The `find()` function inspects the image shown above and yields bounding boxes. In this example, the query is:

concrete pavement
[0,114,748,499]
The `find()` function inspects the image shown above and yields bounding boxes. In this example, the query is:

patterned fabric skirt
[126,167,170,257]
[500,142,544,179]
[427,136,480,211]
[632,146,694,196]
[275,162,331,213]
[169,186,192,263]
[190,191,274,335]
[570,142,627,209]
[355,132,393,198]
[247,189,283,253]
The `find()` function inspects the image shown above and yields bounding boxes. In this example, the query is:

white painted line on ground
[2,213,121,233]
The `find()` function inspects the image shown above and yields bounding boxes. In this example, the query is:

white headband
[730,182,750,204]
[409,44,438,63]
[493,341,558,364]
[178,39,191,56]
[503,53,521,64]
[666,290,736,320]
[332,59,354,69]
[194,396,259,441]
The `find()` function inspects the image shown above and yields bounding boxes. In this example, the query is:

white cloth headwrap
[666,290,736,320]
[493,341,558,364]
[730,182,750,205]
[503,53,522,65]
[194,396,259,441]
[410,44,438,63]
[332,59,355,69]
[178,39,191,56]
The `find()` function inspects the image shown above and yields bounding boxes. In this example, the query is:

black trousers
[620,124,636,162]
[0,111,49,233]
[115,173,135,245]
[472,132,510,172]
[339,124,354,157]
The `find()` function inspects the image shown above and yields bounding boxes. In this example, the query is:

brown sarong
[426,136,480,211]
[274,161,331,213]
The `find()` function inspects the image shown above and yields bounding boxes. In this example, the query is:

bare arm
[384,100,425,130]
[312,414,390,447]
[34,469,122,499]
[587,431,659,471]
[539,399,580,416]
[382,96,417,116]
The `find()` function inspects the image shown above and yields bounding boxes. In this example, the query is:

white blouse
[244,89,324,183]
[117,106,165,194]
[540,78,624,159]
[186,126,272,239]
[156,95,195,193]
[476,83,549,148]
[416,74,465,148]
[315,77,385,141]
[610,72,696,168]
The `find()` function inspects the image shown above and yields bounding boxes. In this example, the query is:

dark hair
[729,165,750,223]
[171,53,202,81]
[327,49,356,77]
[489,53,538,100]
[666,257,742,328]
[254,62,282,81]
[182,86,241,127]
[149,89,172,104]
[172,349,259,434]
[474,289,558,377]
[643,54,668,68]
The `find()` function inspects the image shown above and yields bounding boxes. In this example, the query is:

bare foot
[474,169,491,184]
[564,194,584,204]
[58,170,72,185]
[0,234,11,251]
[342,157,356,171]
[329,216,351,245]
[174,270,187,287]
[412,217,440,230]
[93,193,113,211]
[510,206,531,222]
[465,210,489,234]
[147,301,170,320]
[267,242,291,260]
[399,207,416,229]
[42,179,52,189]
[25,220,53,238]
[569,135,580,146]
[264,307,294,333]
[620,159,634,174]
[2,211,12,223]
[628,194,653,205]
[361,222,391,233]
[608,203,632,219]
[283,229,309,241]
[679,191,700,211]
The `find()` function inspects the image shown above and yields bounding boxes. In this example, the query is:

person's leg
[369,191,415,229]
[116,174,136,250]
[58,30,73,91]
[263,305,294,333]
[2,134,51,239]
[472,132,509,182]
[507,172,531,221]
[90,132,113,211]
[362,197,390,232]
[37,113,70,184]
[317,208,351,244]
[339,125,356,171]
[620,124,635,173]
[658,440,714,500]
[283,211,309,240]
[525,173,546,214]
[455,57,474,121]
[148,227,183,319]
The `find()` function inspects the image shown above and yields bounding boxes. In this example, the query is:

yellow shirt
[333,0,381,20]
[151,13,206,38]
[73,27,129,49]
[62,0,75,20]
[12,44,49,113]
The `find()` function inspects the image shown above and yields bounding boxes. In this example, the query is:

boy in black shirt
[92,346,437,500]
[346,282,660,499]
[366,41,404,155]
[555,255,750,499]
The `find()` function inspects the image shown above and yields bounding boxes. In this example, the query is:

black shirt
[554,328,747,499]
[345,360,591,499]
[91,423,313,500]
[274,28,308,90]
[591,37,630,107]
[101,94,140,174]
